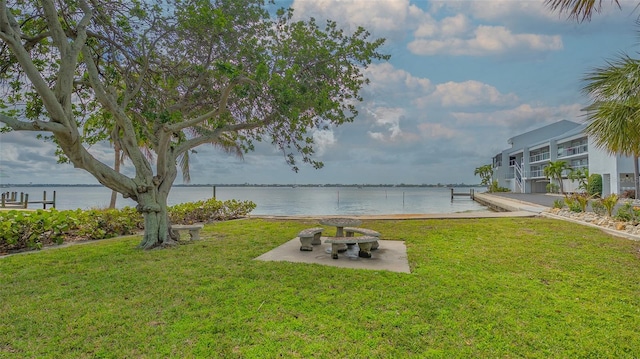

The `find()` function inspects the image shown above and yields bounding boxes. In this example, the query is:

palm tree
[545,0,640,197]
[474,164,493,191]
[544,160,569,194]
[545,0,622,22]
[582,55,640,198]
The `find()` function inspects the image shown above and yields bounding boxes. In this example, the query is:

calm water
[2,186,488,215]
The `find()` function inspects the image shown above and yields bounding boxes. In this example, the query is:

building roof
[526,122,588,149]
[506,120,581,151]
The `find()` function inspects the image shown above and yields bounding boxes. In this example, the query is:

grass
[1,217,639,358]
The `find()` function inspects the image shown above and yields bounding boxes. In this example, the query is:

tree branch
[0,113,66,132]
[172,115,275,158]
[81,45,154,179]
[39,0,68,52]
[166,76,256,133]
[0,3,69,124]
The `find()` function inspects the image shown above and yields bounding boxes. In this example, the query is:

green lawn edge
[1,217,639,358]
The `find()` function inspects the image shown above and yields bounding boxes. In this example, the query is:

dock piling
[451,188,475,201]
[0,190,56,209]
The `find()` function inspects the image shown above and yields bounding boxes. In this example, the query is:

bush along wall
[587,173,603,197]
[0,198,256,254]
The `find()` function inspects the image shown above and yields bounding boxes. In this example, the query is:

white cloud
[417,122,458,139]
[457,1,559,22]
[408,25,562,56]
[418,80,519,107]
[363,62,432,95]
[292,0,565,57]
[291,0,421,35]
[312,129,336,156]
[440,14,471,37]
[367,106,404,140]
[451,103,584,130]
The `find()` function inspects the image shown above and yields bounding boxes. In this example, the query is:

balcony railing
[558,144,588,158]
[529,169,545,178]
[529,152,550,163]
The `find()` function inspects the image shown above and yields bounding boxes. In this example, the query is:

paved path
[489,192,562,208]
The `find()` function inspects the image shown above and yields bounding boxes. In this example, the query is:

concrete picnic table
[319,217,362,237]
[319,217,371,259]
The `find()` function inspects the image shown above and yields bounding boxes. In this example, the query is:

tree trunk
[109,190,118,209]
[108,146,121,209]
[136,187,177,249]
[557,175,564,194]
[634,155,639,199]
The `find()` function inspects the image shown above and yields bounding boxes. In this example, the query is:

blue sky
[0,0,638,185]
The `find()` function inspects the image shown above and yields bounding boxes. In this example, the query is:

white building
[492,120,637,196]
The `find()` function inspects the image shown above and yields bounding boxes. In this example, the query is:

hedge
[0,198,256,254]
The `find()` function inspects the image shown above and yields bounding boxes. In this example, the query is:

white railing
[529,152,550,163]
[558,144,588,158]
[529,169,545,178]
[514,160,524,193]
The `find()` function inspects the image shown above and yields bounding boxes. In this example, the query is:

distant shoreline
[1,183,483,188]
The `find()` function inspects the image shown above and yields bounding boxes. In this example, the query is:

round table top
[319,217,362,227]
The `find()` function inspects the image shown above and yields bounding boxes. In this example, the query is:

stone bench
[298,227,324,251]
[344,227,381,250]
[172,224,204,241]
[324,235,378,259]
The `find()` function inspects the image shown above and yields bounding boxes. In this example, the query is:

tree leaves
[0,0,388,246]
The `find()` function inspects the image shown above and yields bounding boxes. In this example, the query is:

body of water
[2,186,488,216]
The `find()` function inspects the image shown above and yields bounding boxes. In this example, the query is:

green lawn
[1,217,639,358]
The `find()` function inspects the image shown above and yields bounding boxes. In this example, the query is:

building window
[493,155,502,167]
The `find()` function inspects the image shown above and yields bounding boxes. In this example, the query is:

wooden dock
[1,191,56,209]
[450,188,475,200]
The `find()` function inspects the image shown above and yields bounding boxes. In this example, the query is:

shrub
[0,198,256,253]
[546,183,559,194]
[590,200,606,216]
[552,199,564,209]
[564,196,582,212]
[614,201,640,224]
[615,201,640,225]
[168,198,256,224]
[564,193,589,212]
[488,180,509,193]
[587,174,602,197]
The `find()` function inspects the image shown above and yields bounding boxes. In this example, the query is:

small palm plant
[600,194,619,217]
[564,193,590,212]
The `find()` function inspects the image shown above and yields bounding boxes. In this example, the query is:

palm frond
[582,50,640,158]
[545,0,620,22]
[582,54,640,100]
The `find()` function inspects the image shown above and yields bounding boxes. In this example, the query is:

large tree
[0,0,389,248]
